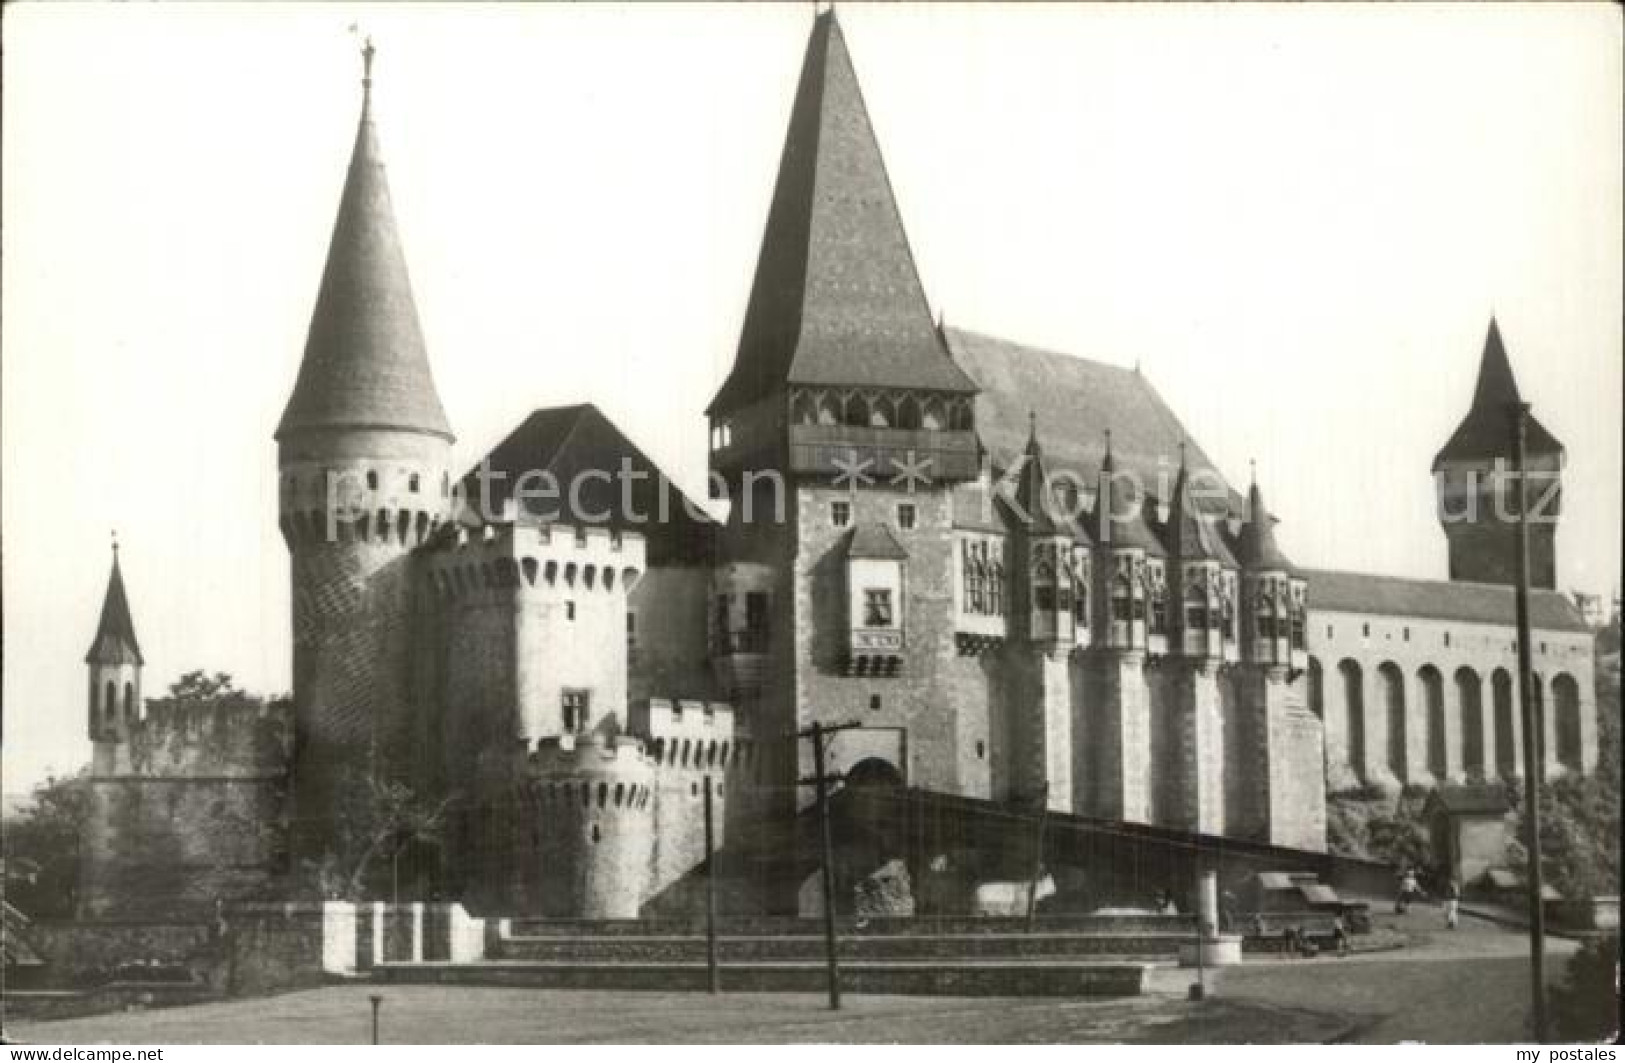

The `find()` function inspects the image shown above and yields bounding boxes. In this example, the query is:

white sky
[3,3,1620,794]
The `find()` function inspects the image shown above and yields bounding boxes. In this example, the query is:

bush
[1545,931,1621,1043]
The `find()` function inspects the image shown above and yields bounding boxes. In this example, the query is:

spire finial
[111,529,119,557]
[1249,458,1257,488]
[1104,428,1113,455]
[1178,439,1188,469]
[1029,409,1037,435]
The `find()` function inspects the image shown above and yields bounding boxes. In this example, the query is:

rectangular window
[745,591,769,650]
[832,501,851,527]
[1074,586,1089,627]
[1035,586,1056,611]
[1149,598,1167,634]
[562,689,590,733]
[627,611,637,649]
[565,600,576,621]
[1291,612,1306,650]
[574,526,588,546]
[897,503,916,530]
[864,588,894,628]
[1112,595,1131,623]
[1131,597,1146,622]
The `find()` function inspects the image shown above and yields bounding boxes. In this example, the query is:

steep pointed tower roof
[707,9,977,416]
[1433,318,1560,467]
[1093,431,1164,555]
[1235,474,1294,573]
[277,42,452,442]
[1165,446,1222,561]
[1014,415,1063,538]
[86,544,143,666]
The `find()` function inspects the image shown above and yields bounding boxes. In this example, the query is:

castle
[78,12,1598,920]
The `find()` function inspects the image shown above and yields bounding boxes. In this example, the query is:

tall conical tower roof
[1165,446,1222,561]
[277,44,452,442]
[1433,318,1560,468]
[1014,416,1063,538]
[707,9,977,416]
[1092,431,1164,555]
[1235,475,1294,573]
[86,543,142,666]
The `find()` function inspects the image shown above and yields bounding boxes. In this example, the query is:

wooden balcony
[788,425,980,483]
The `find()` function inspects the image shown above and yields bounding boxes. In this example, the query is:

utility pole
[704,774,720,994]
[796,719,862,1011]
[1025,782,1049,932]
[1509,401,1549,1042]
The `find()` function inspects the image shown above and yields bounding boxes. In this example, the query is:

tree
[166,670,243,701]
[1545,931,1620,1043]
[302,775,452,901]
[3,773,92,917]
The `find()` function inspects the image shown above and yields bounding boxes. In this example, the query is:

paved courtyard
[6,905,1578,1045]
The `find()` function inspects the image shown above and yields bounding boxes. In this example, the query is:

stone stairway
[368,914,1194,997]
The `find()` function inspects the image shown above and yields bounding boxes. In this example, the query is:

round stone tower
[527,735,656,918]
[276,44,453,843]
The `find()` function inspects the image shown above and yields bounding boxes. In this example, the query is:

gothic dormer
[1092,433,1164,653]
[1012,419,1077,649]
[1164,447,1231,661]
[1234,472,1306,670]
[845,522,908,676]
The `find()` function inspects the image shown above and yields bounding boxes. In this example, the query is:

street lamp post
[1509,400,1549,1043]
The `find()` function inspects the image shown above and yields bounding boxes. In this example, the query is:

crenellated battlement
[421,517,647,602]
[96,696,293,779]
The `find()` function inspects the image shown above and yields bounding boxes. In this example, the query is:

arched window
[1379,662,1406,781]
[921,398,945,431]
[1339,659,1367,776]
[870,394,894,428]
[104,681,116,726]
[124,682,135,721]
[948,399,973,431]
[366,470,379,491]
[817,395,841,426]
[792,392,817,426]
[408,473,420,493]
[1456,668,1484,777]
[897,395,921,430]
[844,393,870,428]
[1492,669,1516,778]
[1148,580,1168,635]
[1553,673,1582,770]
[1419,665,1445,779]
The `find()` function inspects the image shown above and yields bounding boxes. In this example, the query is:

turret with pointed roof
[87,542,143,751]
[277,42,451,443]
[1433,318,1563,589]
[87,544,143,667]
[1434,318,1561,469]
[277,44,457,856]
[708,9,976,419]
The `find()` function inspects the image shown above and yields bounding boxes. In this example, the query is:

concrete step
[499,914,1193,937]
[373,958,1154,997]
[493,931,1189,963]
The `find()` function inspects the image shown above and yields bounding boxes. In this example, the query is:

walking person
[1443,878,1461,929]
[1331,912,1350,956]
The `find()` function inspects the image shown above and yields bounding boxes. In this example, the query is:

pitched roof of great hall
[459,404,713,564]
[1302,567,1589,632]
[945,327,1240,518]
[706,10,976,416]
[278,54,453,442]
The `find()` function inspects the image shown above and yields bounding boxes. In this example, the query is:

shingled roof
[1232,480,1296,574]
[277,67,452,442]
[86,548,142,666]
[1302,567,1590,632]
[945,328,1237,516]
[460,404,714,564]
[1433,319,1561,468]
[707,10,976,416]
[1163,453,1226,562]
[847,522,909,561]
